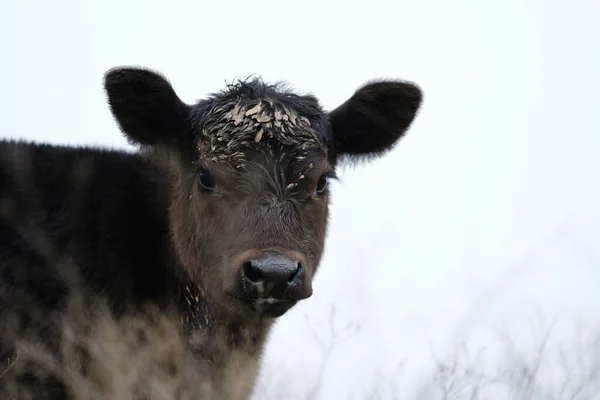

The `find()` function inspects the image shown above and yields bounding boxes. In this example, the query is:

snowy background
[1,0,599,398]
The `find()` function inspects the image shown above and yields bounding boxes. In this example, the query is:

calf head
[104,67,422,319]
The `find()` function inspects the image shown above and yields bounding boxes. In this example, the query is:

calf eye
[198,169,216,192]
[315,175,329,195]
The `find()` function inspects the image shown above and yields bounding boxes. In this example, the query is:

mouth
[252,297,297,318]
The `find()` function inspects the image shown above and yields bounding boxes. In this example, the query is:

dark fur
[0,66,422,399]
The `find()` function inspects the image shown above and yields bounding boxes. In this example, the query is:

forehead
[191,80,330,170]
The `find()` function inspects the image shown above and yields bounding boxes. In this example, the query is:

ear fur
[328,79,423,160]
[104,66,191,148]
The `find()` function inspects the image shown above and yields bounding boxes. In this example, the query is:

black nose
[242,254,304,297]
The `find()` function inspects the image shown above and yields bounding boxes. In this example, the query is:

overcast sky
[1,0,599,398]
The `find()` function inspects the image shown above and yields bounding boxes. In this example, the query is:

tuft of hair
[209,76,305,103]
[196,76,325,122]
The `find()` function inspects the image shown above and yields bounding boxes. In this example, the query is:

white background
[1,0,599,398]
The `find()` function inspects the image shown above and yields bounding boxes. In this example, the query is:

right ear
[104,66,191,147]
[328,79,422,160]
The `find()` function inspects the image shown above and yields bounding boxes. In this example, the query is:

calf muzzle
[235,251,313,316]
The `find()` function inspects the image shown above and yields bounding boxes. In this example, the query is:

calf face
[104,68,422,319]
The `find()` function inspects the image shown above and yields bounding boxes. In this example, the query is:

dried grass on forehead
[191,78,328,170]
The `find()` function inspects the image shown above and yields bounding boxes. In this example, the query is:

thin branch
[0,350,19,379]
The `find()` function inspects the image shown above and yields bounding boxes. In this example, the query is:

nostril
[243,261,264,283]
[287,262,302,283]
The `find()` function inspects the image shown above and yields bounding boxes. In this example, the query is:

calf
[0,67,422,399]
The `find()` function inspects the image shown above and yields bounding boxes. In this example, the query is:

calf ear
[104,66,191,147]
[328,80,422,159]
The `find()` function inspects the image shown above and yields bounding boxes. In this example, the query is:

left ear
[104,66,192,149]
[328,80,423,158]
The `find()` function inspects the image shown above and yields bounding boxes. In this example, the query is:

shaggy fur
[0,66,422,399]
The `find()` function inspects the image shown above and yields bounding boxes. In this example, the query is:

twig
[0,350,19,379]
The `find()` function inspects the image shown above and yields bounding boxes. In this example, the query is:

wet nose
[242,253,304,297]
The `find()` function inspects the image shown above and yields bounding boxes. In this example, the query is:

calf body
[0,68,422,399]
